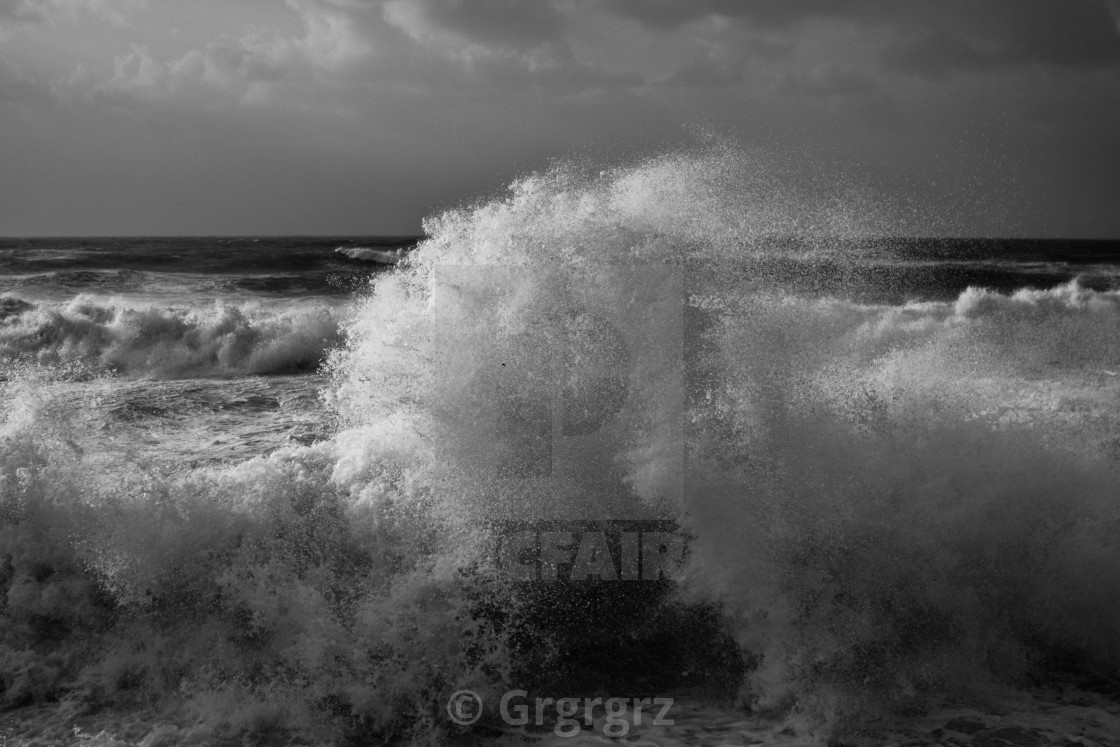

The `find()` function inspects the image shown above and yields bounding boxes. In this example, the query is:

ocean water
[2,147,1120,745]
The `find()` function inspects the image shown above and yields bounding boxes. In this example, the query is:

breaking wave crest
[0,295,343,378]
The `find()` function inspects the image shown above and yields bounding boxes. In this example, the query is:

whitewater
[2,145,1119,745]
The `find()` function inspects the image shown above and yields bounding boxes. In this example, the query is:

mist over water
[2,143,1120,743]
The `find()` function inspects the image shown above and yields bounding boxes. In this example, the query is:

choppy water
[2,145,1119,745]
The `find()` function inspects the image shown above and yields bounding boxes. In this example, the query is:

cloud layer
[0,0,147,26]
[1,0,1119,236]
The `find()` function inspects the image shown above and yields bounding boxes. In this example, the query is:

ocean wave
[335,245,410,264]
[696,280,1120,407]
[328,143,1120,736]
[0,295,34,321]
[0,295,343,378]
[3,145,1120,744]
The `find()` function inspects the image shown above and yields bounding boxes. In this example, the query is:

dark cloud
[781,64,875,97]
[884,0,1120,77]
[958,0,1120,68]
[5,0,1120,236]
[0,0,31,21]
[0,0,146,25]
[656,55,746,89]
[881,30,1000,78]
[384,0,564,50]
[594,0,868,30]
[0,56,47,104]
[498,60,643,94]
[380,0,640,98]
[595,0,1120,75]
[0,0,55,23]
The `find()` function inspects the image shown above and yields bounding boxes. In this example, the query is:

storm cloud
[1,0,1118,236]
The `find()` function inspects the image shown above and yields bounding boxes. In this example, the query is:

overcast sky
[2,0,1119,237]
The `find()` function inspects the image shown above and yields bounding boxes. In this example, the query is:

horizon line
[2,234,1120,242]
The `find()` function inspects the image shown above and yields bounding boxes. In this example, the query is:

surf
[2,142,1119,744]
[0,295,344,378]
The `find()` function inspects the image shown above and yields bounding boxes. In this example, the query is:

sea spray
[1,371,509,742]
[328,141,1120,735]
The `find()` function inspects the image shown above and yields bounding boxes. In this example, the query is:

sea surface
[0,236,414,466]
[2,149,1120,745]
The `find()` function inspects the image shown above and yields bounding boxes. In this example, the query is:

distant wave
[0,295,343,378]
[740,280,1120,375]
[2,269,357,300]
[335,246,410,264]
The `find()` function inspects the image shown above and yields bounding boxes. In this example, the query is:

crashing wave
[0,295,343,378]
[336,246,410,265]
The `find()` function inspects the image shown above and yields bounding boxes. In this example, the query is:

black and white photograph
[2,1,1120,745]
